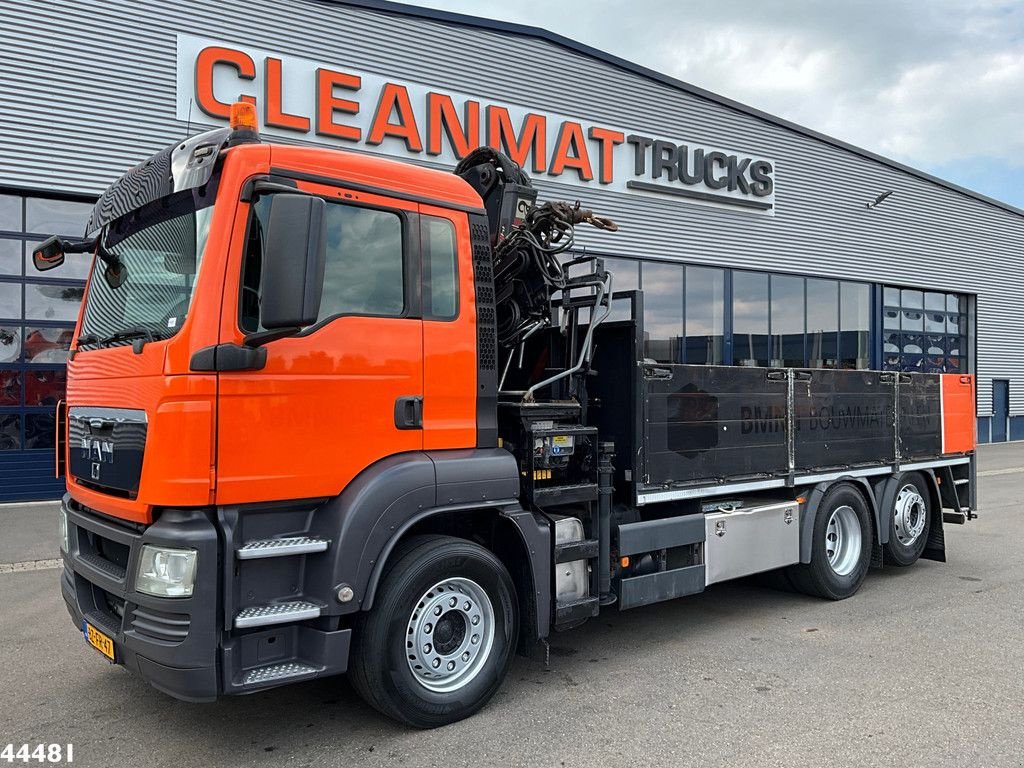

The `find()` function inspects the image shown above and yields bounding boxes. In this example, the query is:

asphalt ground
[1,445,1021,767]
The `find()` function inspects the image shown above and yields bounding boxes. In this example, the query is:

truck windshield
[79,190,214,347]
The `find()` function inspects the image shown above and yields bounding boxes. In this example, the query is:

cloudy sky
[403,0,1024,209]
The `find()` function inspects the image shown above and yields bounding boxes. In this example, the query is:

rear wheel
[882,474,932,566]
[787,483,872,600]
[349,535,518,728]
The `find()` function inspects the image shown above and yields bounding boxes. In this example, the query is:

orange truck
[35,103,976,727]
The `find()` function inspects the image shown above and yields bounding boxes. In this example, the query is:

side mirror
[259,194,326,330]
[32,236,66,271]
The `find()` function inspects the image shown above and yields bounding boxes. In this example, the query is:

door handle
[394,396,423,430]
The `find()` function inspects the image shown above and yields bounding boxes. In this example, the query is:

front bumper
[60,495,221,701]
[60,494,352,702]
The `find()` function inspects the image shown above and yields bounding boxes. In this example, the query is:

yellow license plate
[85,622,115,661]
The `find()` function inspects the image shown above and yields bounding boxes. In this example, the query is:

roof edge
[324,0,1024,220]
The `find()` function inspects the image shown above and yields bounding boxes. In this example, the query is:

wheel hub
[406,577,495,693]
[894,485,926,546]
[825,504,863,576]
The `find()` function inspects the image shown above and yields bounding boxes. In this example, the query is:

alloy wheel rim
[893,484,927,546]
[825,504,863,576]
[406,577,495,693]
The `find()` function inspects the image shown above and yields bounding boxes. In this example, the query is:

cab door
[418,205,478,451]
[214,180,423,506]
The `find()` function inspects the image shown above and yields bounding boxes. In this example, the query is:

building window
[882,286,965,372]
[839,281,871,369]
[806,279,838,368]
[641,261,683,363]
[0,192,90,459]
[685,266,724,364]
[733,271,769,366]
[604,256,639,322]
[770,274,805,367]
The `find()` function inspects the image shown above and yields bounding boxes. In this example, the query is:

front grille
[130,606,190,643]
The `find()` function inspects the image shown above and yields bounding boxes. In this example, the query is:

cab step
[241,660,321,687]
[235,600,321,629]
[236,536,329,560]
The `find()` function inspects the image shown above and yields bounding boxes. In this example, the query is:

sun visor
[84,127,231,236]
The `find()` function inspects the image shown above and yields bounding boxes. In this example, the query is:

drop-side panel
[899,373,943,460]
[793,369,895,470]
[643,365,788,486]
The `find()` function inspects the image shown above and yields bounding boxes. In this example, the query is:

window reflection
[0,195,21,232]
[0,369,21,405]
[641,262,683,362]
[23,327,73,364]
[0,414,20,449]
[806,279,838,368]
[25,413,55,450]
[604,257,640,322]
[733,271,769,366]
[25,369,66,406]
[839,282,870,369]
[25,198,92,237]
[770,275,804,367]
[1,238,20,276]
[0,326,20,363]
[0,282,21,320]
[24,283,84,322]
[685,266,723,364]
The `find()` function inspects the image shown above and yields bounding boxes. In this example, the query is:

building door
[992,380,1009,442]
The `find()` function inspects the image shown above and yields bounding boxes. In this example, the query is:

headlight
[136,545,198,598]
[58,506,69,554]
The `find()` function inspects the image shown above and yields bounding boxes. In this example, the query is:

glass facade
[0,193,91,466]
[0,190,977,496]
[883,287,967,372]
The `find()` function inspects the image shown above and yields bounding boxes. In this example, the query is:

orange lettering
[367,83,423,152]
[550,122,593,181]
[487,107,546,173]
[588,127,624,184]
[264,57,310,132]
[426,93,480,158]
[316,68,361,142]
[195,46,256,120]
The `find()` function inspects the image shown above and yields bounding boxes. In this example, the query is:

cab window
[422,216,458,320]
[241,197,405,333]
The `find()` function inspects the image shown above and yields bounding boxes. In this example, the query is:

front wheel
[787,483,872,600]
[348,535,518,728]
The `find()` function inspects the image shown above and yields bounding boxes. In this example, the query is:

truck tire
[882,474,932,566]
[348,535,518,728]
[787,483,872,600]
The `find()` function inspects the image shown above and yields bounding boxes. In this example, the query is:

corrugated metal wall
[2,0,1021,418]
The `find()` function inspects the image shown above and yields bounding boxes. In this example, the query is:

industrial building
[1,0,1019,501]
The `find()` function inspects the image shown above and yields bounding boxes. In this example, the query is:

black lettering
[651,140,679,181]
[704,151,729,190]
[728,156,751,193]
[741,405,753,434]
[750,160,774,197]
[626,134,653,176]
[677,145,704,184]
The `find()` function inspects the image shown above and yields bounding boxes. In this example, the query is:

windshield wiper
[94,325,164,352]
[77,332,101,347]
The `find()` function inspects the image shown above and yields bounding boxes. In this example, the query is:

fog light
[58,506,69,554]
[136,545,198,598]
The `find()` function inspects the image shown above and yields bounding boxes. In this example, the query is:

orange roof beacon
[38,103,976,728]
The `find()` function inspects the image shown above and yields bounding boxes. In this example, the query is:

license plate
[84,622,115,661]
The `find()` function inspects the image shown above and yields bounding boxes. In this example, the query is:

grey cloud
[403,0,1024,167]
